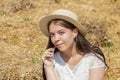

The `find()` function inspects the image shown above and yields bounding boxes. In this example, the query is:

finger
[41,55,46,61]
[41,53,54,61]
[41,52,50,61]
[46,54,54,58]
[46,47,55,53]
[44,51,54,57]
[41,47,55,61]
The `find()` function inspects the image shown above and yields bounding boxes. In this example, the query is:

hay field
[0,0,120,80]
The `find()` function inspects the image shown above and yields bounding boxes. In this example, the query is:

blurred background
[0,0,120,80]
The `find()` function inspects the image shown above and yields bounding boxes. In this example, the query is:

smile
[56,43,63,47]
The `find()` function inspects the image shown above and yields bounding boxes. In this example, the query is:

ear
[73,28,78,38]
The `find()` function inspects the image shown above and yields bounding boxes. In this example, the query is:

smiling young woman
[39,9,107,80]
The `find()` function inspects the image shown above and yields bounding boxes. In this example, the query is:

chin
[57,47,67,52]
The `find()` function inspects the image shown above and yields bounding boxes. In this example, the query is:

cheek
[51,38,55,44]
[63,34,74,43]
[65,33,74,39]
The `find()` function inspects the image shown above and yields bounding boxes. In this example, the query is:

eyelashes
[58,31,65,35]
[49,31,65,38]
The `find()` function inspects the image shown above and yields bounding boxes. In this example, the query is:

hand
[42,48,55,68]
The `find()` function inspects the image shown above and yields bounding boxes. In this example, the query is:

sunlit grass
[0,0,120,80]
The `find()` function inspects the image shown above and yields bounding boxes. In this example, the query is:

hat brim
[39,14,86,37]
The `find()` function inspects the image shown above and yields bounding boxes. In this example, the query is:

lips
[55,43,63,47]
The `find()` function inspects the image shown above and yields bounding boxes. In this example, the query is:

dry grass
[0,0,120,80]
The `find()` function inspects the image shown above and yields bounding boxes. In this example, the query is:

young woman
[39,9,107,80]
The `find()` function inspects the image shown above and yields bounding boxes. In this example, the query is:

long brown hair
[42,19,107,80]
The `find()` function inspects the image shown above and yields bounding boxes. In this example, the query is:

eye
[49,33,54,38]
[58,31,65,35]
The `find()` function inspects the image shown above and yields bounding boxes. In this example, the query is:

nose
[53,34,60,42]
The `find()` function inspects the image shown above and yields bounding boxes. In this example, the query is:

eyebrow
[49,29,66,33]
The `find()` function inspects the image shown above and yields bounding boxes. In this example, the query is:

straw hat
[39,9,86,37]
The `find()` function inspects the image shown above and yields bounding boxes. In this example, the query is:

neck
[60,44,78,59]
[59,47,84,66]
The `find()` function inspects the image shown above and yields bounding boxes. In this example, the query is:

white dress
[54,51,105,80]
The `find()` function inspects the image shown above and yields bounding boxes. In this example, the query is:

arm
[42,48,60,80]
[89,67,105,80]
[45,66,60,80]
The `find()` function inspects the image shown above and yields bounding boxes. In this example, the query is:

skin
[42,22,105,80]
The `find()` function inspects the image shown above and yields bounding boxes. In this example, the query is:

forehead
[49,23,67,31]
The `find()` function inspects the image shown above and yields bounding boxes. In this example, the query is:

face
[49,22,78,52]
